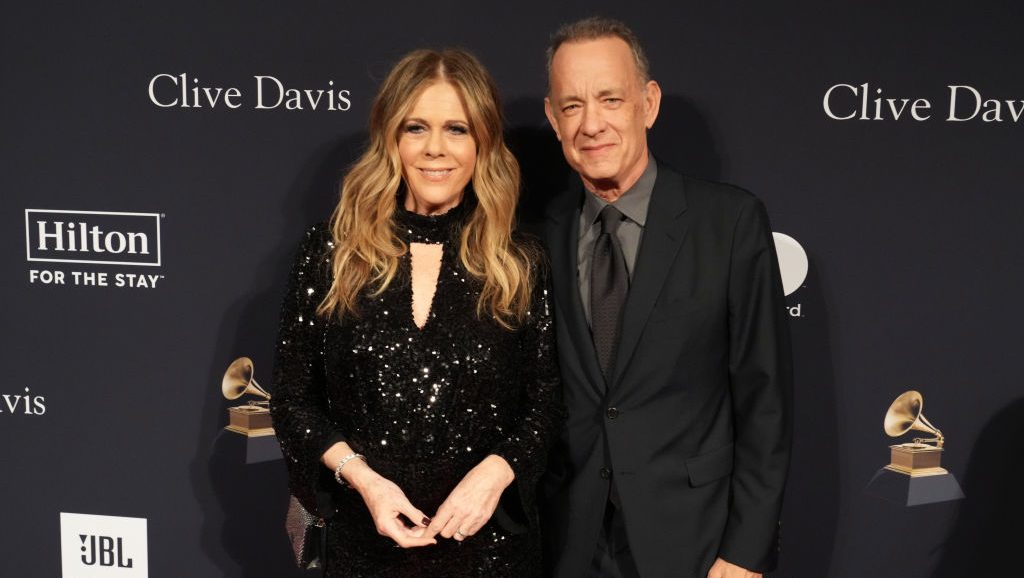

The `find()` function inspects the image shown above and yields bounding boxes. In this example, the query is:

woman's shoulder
[288,222,335,283]
[294,221,334,256]
[301,220,333,243]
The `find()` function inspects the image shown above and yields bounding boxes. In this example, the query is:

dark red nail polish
[422,516,431,526]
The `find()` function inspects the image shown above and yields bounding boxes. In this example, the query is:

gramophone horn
[221,357,271,401]
[884,390,943,446]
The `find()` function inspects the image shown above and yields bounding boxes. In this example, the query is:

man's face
[545,37,661,194]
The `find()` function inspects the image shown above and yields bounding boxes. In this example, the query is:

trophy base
[865,467,965,506]
[224,425,276,437]
[883,464,948,477]
[216,429,282,464]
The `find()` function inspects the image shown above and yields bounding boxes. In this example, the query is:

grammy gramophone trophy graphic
[221,356,275,437]
[866,390,964,506]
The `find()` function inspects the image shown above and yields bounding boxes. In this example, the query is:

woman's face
[398,82,477,215]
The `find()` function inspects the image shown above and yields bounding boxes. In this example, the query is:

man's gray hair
[546,16,651,82]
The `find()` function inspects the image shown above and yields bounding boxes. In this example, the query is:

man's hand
[426,454,515,541]
[707,557,762,578]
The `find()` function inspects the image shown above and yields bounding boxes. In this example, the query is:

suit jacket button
[599,467,612,480]
[606,407,619,419]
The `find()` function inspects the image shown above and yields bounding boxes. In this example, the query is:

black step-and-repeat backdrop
[3,2,1021,577]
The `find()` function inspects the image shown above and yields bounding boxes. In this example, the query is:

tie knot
[598,205,625,235]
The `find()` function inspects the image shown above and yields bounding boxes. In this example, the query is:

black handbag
[285,495,326,570]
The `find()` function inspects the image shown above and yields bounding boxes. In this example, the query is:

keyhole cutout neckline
[409,242,443,330]
[394,198,469,331]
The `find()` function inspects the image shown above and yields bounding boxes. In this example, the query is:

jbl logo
[61,512,147,577]
[80,534,133,568]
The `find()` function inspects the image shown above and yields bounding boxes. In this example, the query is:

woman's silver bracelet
[334,452,366,486]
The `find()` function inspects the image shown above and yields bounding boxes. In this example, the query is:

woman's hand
[426,454,515,541]
[346,461,436,548]
[323,443,435,549]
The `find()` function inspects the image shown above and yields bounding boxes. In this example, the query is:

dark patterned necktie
[591,205,629,381]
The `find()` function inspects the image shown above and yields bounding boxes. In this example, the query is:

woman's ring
[455,529,467,539]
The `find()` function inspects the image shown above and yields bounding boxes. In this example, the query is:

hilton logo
[60,513,148,577]
[26,210,161,266]
[25,210,165,290]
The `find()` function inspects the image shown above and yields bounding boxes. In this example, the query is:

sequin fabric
[270,202,564,577]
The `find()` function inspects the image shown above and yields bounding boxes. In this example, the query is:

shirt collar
[581,155,658,228]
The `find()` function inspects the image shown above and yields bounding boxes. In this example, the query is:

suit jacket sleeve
[718,195,794,572]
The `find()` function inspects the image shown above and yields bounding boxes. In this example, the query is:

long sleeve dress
[269,201,564,578]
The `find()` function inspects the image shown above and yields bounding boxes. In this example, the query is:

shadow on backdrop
[649,94,722,182]
[933,397,1024,576]
[505,97,572,230]
[771,264,842,578]
[189,131,366,577]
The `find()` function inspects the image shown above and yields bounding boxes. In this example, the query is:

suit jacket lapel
[546,182,606,397]
[611,167,690,387]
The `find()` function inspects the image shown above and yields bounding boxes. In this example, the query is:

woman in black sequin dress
[269,49,563,578]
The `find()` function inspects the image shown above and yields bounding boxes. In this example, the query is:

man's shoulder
[654,164,764,221]
[659,162,757,200]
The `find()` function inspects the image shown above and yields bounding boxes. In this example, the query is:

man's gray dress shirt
[577,156,657,326]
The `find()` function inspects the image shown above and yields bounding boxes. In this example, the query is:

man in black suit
[539,17,793,578]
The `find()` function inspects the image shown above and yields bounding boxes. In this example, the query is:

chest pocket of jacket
[684,443,734,487]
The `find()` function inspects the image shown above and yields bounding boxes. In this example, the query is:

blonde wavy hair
[317,48,534,329]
